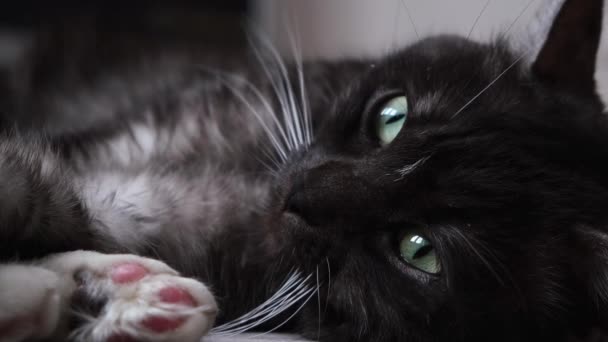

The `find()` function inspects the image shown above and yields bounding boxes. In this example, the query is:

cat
[1,0,607,341]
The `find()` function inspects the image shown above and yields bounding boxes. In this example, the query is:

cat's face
[267,0,608,341]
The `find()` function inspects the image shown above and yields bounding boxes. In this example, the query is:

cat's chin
[274,210,335,272]
[251,209,315,261]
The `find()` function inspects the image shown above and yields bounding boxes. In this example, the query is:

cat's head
[269,0,608,340]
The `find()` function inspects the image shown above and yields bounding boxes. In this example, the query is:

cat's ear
[530,0,604,94]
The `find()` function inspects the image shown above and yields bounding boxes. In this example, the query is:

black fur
[1,0,607,341]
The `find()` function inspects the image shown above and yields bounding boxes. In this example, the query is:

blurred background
[0,1,606,98]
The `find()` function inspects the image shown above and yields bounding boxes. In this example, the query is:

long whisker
[248,37,298,151]
[206,70,289,161]
[214,286,314,336]
[279,16,307,148]
[450,52,528,119]
[504,0,537,37]
[451,228,505,286]
[258,147,282,173]
[255,155,275,173]
[210,271,314,335]
[248,281,320,339]
[392,0,402,51]
[216,54,293,155]
[283,25,306,148]
[400,0,420,39]
[248,28,307,150]
[316,266,321,340]
[212,271,304,332]
[285,24,313,147]
[467,0,492,39]
[200,66,293,160]
[218,70,293,156]
[255,134,283,170]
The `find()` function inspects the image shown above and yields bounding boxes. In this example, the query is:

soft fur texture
[1,0,608,341]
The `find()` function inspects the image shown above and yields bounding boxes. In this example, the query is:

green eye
[376,95,408,145]
[399,232,440,274]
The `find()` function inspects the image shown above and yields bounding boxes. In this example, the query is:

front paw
[0,251,217,342]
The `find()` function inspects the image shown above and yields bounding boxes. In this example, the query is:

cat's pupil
[385,114,406,125]
[412,245,433,260]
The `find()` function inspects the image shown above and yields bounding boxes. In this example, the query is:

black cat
[0,0,606,341]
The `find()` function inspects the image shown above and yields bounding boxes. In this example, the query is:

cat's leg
[0,137,109,261]
[0,264,62,341]
[0,251,217,342]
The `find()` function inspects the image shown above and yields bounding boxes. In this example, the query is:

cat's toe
[0,265,62,342]
[41,251,217,342]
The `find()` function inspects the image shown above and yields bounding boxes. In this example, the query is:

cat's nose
[283,161,373,228]
[284,173,319,225]
[284,183,324,226]
[284,161,339,226]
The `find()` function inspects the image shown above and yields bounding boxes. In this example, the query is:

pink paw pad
[110,263,148,284]
[108,333,138,342]
[158,286,197,307]
[138,287,197,333]
[141,316,186,333]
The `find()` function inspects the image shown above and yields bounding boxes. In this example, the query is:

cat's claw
[0,251,217,342]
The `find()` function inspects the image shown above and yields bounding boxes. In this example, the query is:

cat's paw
[6,251,218,342]
[0,264,62,341]
[40,251,218,342]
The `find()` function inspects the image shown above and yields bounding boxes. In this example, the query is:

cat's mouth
[280,210,316,236]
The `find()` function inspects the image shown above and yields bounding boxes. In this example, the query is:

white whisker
[212,286,314,336]
[201,68,291,162]
[400,0,420,39]
[450,52,529,119]
[392,0,402,50]
[236,283,314,335]
[467,0,492,39]
[324,257,331,315]
[286,25,313,147]
[210,271,315,336]
[249,27,308,150]
[258,148,282,173]
[210,270,302,332]
[451,228,505,286]
[248,37,298,151]
[504,0,537,37]
[214,74,289,161]
[278,26,305,148]
[247,282,319,339]
[316,266,322,340]
[233,75,293,157]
